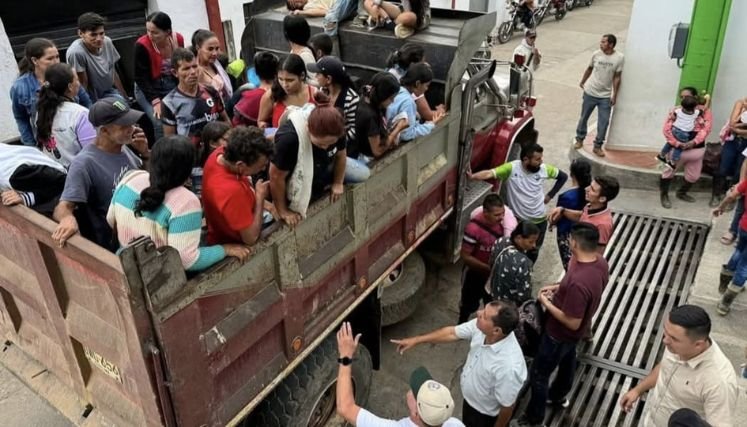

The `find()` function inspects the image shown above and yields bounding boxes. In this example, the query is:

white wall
[711,0,747,134]
[607,0,694,151]
[0,19,20,142]
[219,0,247,61]
[149,0,210,49]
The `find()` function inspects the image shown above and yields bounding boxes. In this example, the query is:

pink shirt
[580,205,613,254]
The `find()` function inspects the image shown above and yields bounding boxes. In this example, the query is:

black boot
[720,265,734,294]
[660,177,673,209]
[676,181,696,203]
[710,176,724,208]
[717,284,741,315]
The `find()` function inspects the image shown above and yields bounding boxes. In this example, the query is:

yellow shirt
[643,342,737,427]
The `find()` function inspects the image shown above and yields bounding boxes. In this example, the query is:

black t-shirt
[353,102,386,158]
[272,121,346,199]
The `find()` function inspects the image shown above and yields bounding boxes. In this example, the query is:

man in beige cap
[336,322,464,426]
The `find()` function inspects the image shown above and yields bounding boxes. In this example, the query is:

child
[309,33,333,59]
[657,94,710,169]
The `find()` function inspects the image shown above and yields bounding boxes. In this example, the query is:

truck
[0,2,536,426]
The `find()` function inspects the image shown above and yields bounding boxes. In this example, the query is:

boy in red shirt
[202,126,274,245]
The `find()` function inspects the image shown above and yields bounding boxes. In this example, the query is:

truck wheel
[247,336,373,427]
[381,252,426,326]
[497,21,513,45]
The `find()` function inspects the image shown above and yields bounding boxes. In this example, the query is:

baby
[657,95,701,169]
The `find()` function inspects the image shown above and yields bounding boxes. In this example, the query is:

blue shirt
[556,187,586,234]
[386,87,434,142]
[9,72,92,145]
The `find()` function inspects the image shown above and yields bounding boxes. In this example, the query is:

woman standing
[258,54,318,129]
[553,158,592,270]
[107,135,251,272]
[10,38,91,146]
[192,29,233,102]
[35,64,96,169]
[134,12,184,141]
[715,96,747,244]
[309,56,359,145]
[487,221,540,307]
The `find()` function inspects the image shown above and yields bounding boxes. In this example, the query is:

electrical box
[669,23,689,59]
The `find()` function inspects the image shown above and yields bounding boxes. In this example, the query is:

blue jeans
[134,84,164,142]
[576,92,612,148]
[524,333,578,424]
[323,0,360,36]
[729,197,745,235]
[718,137,747,180]
[726,228,747,287]
[344,155,371,183]
[660,127,694,162]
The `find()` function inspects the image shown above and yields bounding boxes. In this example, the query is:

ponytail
[36,63,75,147]
[134,186,166,216]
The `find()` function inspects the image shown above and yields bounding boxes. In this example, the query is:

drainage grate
[545,212,710,427]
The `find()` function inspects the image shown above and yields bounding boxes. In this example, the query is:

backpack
[514,299,545,357]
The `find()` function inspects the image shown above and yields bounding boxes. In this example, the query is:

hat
[88,98,144,127]
[409,367,455,426]
[525,29,537,38]
[307,56,346,82]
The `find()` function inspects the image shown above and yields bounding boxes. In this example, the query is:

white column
[148,0,210,49]
[711,0,747,135]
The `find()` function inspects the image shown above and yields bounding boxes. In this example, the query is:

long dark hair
[569,158,592,189]
[135,135,195,216]
[400,63,433,88]
[146,11,173,33]
[385,43,425,71]
[36,63,75,146]
[366,72,400,112]
[271,54,307,103]
[18,38,55,75]
[283,14,311,47]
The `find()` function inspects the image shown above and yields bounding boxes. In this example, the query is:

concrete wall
[0,20,20,142]
[606,0,694,151]
[149,0,210,50]
[219,0,247,60]
[711,0,747,134]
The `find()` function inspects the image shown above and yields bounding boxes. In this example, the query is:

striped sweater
[106,170,225,272]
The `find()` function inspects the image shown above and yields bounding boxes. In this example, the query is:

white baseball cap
[409,367,455,425]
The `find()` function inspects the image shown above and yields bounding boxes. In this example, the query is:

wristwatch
[337,356,354,366]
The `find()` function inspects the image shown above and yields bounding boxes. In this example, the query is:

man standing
[66,12,127,101]
[161,48,229,147]
[513,29,541,72]
[335,322,464,426]
[202,126,275,246]
[392,301,527,427]
[514,223,608,427]
[459,194,517,323]
[619,305,737,427]
[574,34,624,157]
[549,175,620,256]
[471,142,568,263]
[51,98,148,250]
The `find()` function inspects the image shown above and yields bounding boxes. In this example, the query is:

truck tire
[381,252,426,326]
[246,336,373,427]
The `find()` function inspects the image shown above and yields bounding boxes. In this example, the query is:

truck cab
[0,4,535,426]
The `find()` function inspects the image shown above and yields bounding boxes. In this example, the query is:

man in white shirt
[392,301,527,427]
[335,322,464,427]
[619,305,737,427]
[513,29,541,72]
[573,34,624,157]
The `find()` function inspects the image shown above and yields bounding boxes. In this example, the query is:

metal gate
[546,212,710,427]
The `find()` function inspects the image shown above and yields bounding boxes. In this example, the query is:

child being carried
[656,95,701,169]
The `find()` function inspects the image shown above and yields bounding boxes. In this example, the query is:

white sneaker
[395,23,415,39]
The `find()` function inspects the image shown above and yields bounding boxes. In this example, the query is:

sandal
[720,231,736,245]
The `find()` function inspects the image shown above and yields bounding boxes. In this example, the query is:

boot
[717,284,742,315]
[676,181,696,203]
[719,265,734,294]
[660,177,672,209]
[710,176,724,208]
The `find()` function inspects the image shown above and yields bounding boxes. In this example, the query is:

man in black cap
[335,322,464,426]
[52,98,148,250]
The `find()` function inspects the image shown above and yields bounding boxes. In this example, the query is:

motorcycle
[566,0,593,11]
[492,0,537,45]
[534,0,567,26]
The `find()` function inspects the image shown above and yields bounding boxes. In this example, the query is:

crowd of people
[1,5,743,427]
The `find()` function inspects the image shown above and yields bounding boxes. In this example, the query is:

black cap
[307,56,346,82]
[88,97,144,127]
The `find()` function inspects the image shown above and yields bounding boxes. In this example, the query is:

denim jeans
[726,228,747,287]
[134,84,164,142]
[576,92,612,148]
[718,137,747,180]
[729,197,745,235]
[524,333,578,424]
[344,155,371,183]
[323,0,360,36]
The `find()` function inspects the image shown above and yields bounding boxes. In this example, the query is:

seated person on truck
[386,63,445,143]
[269,105,347,227]
[0,144,67,216]
[385,43,445,121]
[287,0,335,17]
[308,56,360,147]
[363,0,430,39]
[233,52,279,127]
[283,15,317,81]
[353,72,406,162]
[162,48,230,150]
[258,54,319,130]
[107,135,251,271]
[51,98,149,250]
[202,126,276,246]
[309,33,334,59]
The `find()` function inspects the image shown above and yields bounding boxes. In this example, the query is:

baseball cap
[88,98,144,127]
[307,56,346,82]
[409,367,455,426]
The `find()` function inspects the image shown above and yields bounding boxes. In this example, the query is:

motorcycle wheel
[497,21,513,44]
[534,11,545,27]
[566,0,575,11]
[555,7,567,20]
[585,0,593,6]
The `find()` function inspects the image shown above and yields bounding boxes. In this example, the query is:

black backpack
[515,299,545,357]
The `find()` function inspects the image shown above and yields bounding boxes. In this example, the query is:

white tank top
[673,107,700,132]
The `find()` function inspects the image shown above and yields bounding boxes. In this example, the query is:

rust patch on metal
[291,336,303,353]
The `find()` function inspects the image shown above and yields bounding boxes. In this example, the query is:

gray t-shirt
[583,49,624,99]
[66,37,121,101]
[61,143,141,249]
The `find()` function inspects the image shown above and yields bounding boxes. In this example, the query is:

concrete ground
[2,0,745,425]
